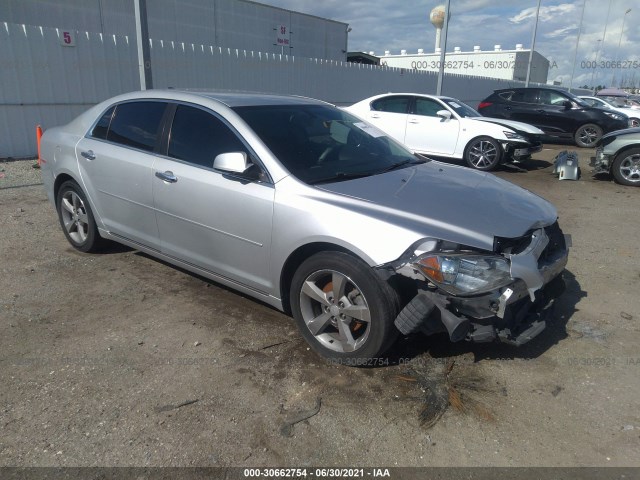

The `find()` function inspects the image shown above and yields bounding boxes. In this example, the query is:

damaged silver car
[40,90,569,361]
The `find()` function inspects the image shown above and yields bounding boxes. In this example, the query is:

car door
[152,103,275,293]
[535,90,575,134]
[404,97,459,155]
[362,96,411,144]
[504,89,545,127]
[75,100,168,248]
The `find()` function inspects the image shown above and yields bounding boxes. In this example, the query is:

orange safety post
[36,125,43,167]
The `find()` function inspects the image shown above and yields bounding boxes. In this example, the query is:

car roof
[104,89,329,108]
[492,87,566,93]
[367,93,455,102]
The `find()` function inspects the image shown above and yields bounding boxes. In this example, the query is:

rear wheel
[290,252,399,362]
[56,180,105,252]
[464,137,502,171]
[612,148,640,186]
[574,123,602,148]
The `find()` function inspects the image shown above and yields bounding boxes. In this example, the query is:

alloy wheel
[298,269,371,353]
[60,190,89,244]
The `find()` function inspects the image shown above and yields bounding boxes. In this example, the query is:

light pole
[525,0,542,87]
[611,8,632,87]
[591,0,613,92]
[435,0,451,96]
[569,0,586,93]
[590,39,601,90]
[134,0,152,90]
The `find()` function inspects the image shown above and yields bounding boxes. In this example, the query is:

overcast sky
[265,0,639,89]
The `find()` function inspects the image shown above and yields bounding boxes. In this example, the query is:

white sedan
[344,93,545,171]
[579,96,640,127]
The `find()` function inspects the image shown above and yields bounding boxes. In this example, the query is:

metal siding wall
[1,23,592,157]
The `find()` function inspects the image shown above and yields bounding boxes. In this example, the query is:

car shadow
[130,250,285,313]
[385,269,585,365]
[108,247,585,366]
[501,158,552,172]
[96,242,135,255]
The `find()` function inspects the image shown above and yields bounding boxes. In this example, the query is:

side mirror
[563,100,573,109]
[436,109,452,120]
[213,152,250,173]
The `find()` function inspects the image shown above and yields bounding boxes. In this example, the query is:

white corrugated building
[380,44,550,84]
[0,0,349,61]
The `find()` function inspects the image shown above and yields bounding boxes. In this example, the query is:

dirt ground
[1,146,639,468]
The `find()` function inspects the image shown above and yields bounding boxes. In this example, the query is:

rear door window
[511,89,539,104]
[106,101,167,152]
[371,96,411,114]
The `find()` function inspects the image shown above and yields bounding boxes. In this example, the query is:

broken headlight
[413,253,512,296]
[503,131,525,141]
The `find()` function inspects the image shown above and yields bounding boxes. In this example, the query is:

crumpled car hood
[317,161,557,251]
[473,117,544,134]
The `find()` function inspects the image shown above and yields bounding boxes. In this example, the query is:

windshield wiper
[377,158,427,174]
[307,171,373,185]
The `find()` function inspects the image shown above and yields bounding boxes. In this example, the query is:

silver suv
[41,90,569,361]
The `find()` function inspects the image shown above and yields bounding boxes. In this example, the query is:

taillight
[478,101,493,110]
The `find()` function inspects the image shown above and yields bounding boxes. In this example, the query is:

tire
[574,123,602,148]
[56,180,105,252]
[611,148,640,186]
[464,136,502,171]
[290,251,399,362]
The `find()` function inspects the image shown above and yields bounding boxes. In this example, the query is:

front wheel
[290,252,399,362]
[612,148,640,186]
[56,180,105,252]
[574,123,602,148]
[464,136,502,171]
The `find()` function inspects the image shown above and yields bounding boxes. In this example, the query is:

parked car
[344,93,544,171]
[477,87,629,148]
[578,96,640,127]
[592,126,640,186]
[40,90,569,361]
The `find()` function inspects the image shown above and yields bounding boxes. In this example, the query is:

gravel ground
[0,147,639,469]
[0,158,42,189]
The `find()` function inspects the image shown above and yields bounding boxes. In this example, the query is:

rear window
[371,96,410,114]
[498,91,514,101]
[91,106,115,140]
[106,101,167,152]
[510,90,538,104]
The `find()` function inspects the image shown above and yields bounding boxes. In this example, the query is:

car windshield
[234,104,424,184]
[442,99,480,118]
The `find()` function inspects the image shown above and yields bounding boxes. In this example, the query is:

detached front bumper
[392,223,569,346]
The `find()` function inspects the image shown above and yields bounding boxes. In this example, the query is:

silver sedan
[40,90,569,361]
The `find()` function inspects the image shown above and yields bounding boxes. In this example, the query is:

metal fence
[1,22,590,158]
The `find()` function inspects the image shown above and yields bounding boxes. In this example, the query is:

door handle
[537,110,547,114]
[155,171,178,183]
[504,106,512,111]
[80,150,95,160]
[370,113,380,118]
